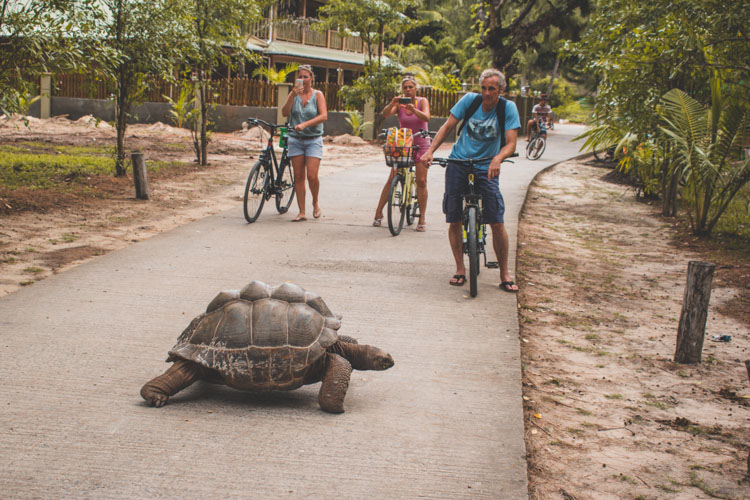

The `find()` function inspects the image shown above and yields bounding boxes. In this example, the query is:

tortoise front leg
[141,359,204,407]
[318,353,352,414]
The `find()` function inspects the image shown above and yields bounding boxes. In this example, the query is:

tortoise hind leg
[318,353,352,414]
[141,359,204,407]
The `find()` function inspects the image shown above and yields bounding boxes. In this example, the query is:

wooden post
[674,261,715,364]
[40,73,52,119]
[131,152,149,200]
[277,83,291,125]
[363,98,375,141]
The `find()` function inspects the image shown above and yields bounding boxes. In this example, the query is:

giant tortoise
[140,280,394,413]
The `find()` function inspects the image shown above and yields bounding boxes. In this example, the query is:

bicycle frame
[382,138,424,236]
[458,164,491,265]
[250,118,289,197]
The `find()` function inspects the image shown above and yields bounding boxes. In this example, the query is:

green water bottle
[279,126,288,148]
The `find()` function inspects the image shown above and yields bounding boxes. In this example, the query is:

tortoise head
[371,349,395,371]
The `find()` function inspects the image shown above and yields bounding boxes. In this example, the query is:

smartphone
[398,97,412,105]
[295,79,303,89]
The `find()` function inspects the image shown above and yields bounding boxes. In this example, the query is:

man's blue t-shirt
[449,93,521,171]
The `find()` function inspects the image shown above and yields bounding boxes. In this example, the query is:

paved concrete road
[0,124,585,499]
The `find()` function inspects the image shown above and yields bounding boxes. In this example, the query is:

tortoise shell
[167,281,341,390]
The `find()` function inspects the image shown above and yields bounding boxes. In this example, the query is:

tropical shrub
[659,81,750,236]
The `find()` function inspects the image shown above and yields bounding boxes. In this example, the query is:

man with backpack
[421,68,521,292]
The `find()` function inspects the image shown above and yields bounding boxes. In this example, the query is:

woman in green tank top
[281,65,328,221]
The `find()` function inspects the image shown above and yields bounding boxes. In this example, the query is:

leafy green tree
[318,0,418,68]
[571,0,750,221]
[473,0,591,75]
[0,0,114,115]
[338,62,402,132]
[176,0,266,165]
[94,0,186,175]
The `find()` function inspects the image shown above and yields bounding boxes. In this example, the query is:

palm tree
[252,63,299,84]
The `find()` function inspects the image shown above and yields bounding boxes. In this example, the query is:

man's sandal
[500,281,518,292]
[372,218,382,227]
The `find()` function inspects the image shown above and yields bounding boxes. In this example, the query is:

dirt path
[518,159,749,499]
[1,116,748,498]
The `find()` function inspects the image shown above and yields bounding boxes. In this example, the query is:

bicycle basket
[383,145,417,167]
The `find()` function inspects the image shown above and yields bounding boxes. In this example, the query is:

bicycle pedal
[486,261,499,268]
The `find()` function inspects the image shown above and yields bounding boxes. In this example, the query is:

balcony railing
[246,19,364,54]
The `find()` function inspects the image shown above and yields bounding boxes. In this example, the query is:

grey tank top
[289,90,324,138]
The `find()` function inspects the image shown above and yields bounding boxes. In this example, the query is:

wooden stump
[674,261,715,364]
[131,152,149,200]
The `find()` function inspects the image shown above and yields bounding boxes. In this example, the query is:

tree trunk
[115,75,129,177]
[674,261,715,364]
[200,78,208,166]
[546,56,560,97]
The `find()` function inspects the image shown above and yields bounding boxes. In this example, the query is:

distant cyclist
[526,94,551,141]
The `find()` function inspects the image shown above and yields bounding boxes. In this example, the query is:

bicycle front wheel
[405,172,418,226]
[275,157,295,214]
[528,136,546,160]
[243,160,269,223]
[467,206,479,297]
[387,174,406,236]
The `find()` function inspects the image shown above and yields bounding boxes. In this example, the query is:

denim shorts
[442,161,505,224]
[287,135,323,159]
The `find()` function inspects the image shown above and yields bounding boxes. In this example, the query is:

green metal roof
[264,40,367,66]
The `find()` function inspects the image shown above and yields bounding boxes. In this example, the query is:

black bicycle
[243,118,295,223]
[432,154,517,297]
[525,118,547,160]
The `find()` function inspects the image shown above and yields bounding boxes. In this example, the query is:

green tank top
[288,90,324,138]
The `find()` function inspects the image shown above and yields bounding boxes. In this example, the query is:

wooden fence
[55,75,277,108]
[53,74,468,116]
[419,88,459,118]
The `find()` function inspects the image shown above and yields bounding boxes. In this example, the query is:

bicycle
[432,154,517,297]
[242,118,295,223]
[525,118,547,160]
[381,129,431,236]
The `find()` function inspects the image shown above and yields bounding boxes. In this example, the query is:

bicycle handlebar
[431,152,519,168]
[245,117,286,133]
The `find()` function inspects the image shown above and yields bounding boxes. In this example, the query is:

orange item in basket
[385,127,414,154]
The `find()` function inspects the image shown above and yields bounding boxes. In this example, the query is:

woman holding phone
[281,64,328,221]
[372,75,431,231]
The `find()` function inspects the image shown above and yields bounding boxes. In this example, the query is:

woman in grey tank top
[281,65,328,221]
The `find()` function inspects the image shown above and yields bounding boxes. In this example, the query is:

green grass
[0,152,117,189]
[0,144,193,193]
[710,183,750,242]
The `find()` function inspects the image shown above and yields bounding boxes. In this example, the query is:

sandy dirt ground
[0,114,378,296]
[519,160,750,499]
[1,116,748,499]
